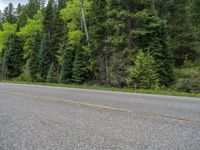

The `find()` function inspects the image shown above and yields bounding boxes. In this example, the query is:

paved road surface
[0,83,200,150]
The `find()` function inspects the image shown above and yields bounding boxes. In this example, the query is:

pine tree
[39,0,46,10]
[132,4,174,86]
[43,0,57,64]
[89,0,107,84]
[43,0,55,40]
[26,0,41,18]
[29,32,41,81]
[157,0,196,66]
[53,0,67,66]
[3,3,16,24]
[2,34,24,79]
[16,3,22,15]
[0,10,3,30]
[190,0,200,55]
[60,43,74,83]
[104,0,136,86]
[1,48,9,80]
[72,49,84,84]
[127,51,158,89]
[46,62,56,82]
[17,5,28,28]
[38,35,51,81]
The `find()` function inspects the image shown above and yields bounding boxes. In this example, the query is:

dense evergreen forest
[0,0,200,93]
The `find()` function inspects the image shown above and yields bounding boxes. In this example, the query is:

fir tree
[26,0,41,18]
[133,6,174,86]
[46,62,56,82]
[39,0,46,10]
[89,0,107,84]
[3,3,16,24]
[38,35,51,81]
[43,0,57,65]
[72,49,84,84]
[29,32,41,81]
[1,48,9,80]
[60,43,74,83]
[128,51,158,89]
[53,0,67,66]
[3,34,24,79]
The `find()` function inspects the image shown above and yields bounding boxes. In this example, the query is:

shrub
[174,67,200,93]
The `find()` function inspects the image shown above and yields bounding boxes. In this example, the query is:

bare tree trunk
[80,0,89,45]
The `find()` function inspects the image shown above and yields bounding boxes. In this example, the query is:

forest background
[0,0,200,94]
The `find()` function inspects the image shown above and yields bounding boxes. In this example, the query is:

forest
[0,0,200,93]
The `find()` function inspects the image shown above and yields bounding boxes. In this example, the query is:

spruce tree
[53,0,67,66]
[60,43,74,83]
[46,62,56,82]
[0,10,3,30]
[190,0,200,55]
[43,0,57,65]
[38,35,51,81]
[89,0,107,84]
[128,51,158,89]
[157,0,196,66]
[1,48,9,80]
[3,3,16,24]
[2,34,24,79]
[26,0,41,18]
[132,5,174,86]
[104,0,136,86]
[39,0,46,10]
[16,3,22,15]
[72,49,84,84]
[29,32,41,81]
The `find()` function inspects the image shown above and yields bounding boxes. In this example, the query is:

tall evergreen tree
[46,62,57,82]
[72,48,84,84]
[2,34,24,79]
[127,51,158,89]
[103,0,138,86]
[1,48,9,80]
[133,5,174,86]
[39,0,46,10]
[53,0,67,66]
[3,3,16,24]
[29,32,41,81]
[26,0,41,18]
[190,0,200,55]
[60,39,74,83]
[16,3,22,15]
[38,35,51,81]
[0,10,3,29]
[156,0,197,66]
[43,0,57,65]
[89,0,107,84]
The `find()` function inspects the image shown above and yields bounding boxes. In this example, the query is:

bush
[173,67,200,93]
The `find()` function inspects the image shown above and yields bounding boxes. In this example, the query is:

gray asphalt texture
[0,83,200,150]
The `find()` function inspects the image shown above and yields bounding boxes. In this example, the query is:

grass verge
[1,80,200,98]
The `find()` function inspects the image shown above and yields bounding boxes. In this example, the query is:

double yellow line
[2,90,200,125]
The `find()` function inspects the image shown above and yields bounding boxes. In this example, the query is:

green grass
[1,80,200,98]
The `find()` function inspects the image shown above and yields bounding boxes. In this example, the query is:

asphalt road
[0,83,200,150]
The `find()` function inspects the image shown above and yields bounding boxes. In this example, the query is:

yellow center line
[2,90,200,125]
